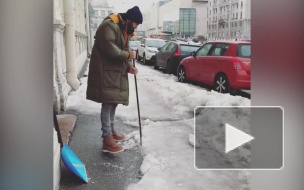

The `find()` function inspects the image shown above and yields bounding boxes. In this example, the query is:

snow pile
[133,67,250,117]
[120,131,141,150]
[139,154,160,175]
[189,134,200,148]
[66,77,101,115]
[195,107,252,167]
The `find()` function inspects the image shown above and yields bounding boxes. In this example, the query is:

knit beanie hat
[126,6,143,24]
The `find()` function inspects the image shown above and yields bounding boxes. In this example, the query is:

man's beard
[127,22,134,34]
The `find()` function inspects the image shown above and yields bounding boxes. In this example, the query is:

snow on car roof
[207,40,250,44]
[145,38,165,41]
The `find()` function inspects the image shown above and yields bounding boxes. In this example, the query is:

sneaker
[112,131,126,142]
[102,136,124,153]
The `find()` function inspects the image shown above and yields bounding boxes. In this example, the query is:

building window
[236,13,238,19]
[241,1,243,8]
[179,8,196,36]
[241,12,242,19]
[240,21,242,27]
[100,10,106,17]
[235,22,237,27]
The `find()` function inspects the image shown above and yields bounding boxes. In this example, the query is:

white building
[142,0,208,39]
[90,0,114,41]
[207,0,251,40]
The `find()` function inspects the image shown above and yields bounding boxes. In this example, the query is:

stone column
[54,0,71,112]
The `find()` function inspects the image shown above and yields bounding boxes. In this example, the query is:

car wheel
[177,66,187,83]
[154,59,159,70]
[143,54,147,65]
[214,74,230,93]
[166,60,172,74]
[136,51,140,61]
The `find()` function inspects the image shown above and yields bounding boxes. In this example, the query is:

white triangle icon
[225,123,254,153]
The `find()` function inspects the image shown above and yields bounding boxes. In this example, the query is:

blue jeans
[101,103,118,138]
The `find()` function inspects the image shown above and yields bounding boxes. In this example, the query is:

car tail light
[174,46,180,57]
[230,57,245,70]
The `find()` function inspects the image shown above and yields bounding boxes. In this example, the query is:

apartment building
[207,0,251,40]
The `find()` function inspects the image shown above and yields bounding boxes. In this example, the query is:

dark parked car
[177,41,251,93]
[154,41,201,74]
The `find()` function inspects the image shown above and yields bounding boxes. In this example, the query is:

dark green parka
[86,13,133,105]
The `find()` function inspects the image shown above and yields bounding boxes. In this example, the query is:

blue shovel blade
[61,144,88,183]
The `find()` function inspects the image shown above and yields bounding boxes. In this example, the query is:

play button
[195,107,283,169]
[225,123,254,153]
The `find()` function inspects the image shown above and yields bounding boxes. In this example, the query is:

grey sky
[108,0,160,13]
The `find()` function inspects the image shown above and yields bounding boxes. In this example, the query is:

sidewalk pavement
[56,110,143,190]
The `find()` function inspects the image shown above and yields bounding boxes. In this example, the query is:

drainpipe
[85,0,91,56]
[64,0,80,91]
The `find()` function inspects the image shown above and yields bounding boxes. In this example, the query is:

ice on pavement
[66,62,251,189]
[189,134,200,148]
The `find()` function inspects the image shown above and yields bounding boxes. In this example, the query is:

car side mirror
[190,51,195,57]
[157,47,161,51]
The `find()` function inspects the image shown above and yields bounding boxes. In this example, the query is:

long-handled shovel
[133,59,142,146]
[53,109,88,183]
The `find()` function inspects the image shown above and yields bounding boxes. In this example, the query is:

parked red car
[177,41,251,93]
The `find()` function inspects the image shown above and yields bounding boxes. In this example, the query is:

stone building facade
[207,0,251,40]
[53,0,91,114]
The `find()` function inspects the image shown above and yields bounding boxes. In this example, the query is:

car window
[172,44,178,52]
[237,44,251,58]
[180,45,200,54]
[161,42,171,51]
[165,43,175,52]
[210,44,230,56]
[129,41,140,47]
[146,40,166,48]
[196,43,212,56]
